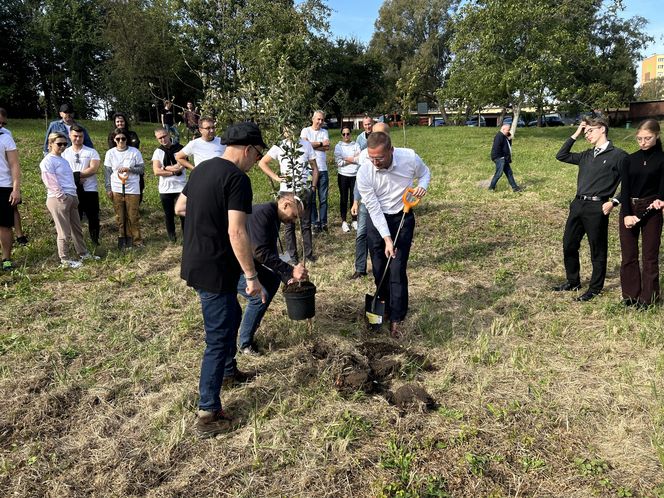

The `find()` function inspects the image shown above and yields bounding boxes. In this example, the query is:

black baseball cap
[220,122,267,148]
[59,103,74,113]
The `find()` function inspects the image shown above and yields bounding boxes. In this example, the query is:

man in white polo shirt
[175,117,226,169]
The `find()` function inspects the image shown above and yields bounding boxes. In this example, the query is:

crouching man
[237,193,309,356]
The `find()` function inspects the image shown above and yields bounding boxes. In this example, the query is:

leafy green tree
[636,77,664,101]
[369,0,458,111]
[31,0,107,118]
[0,0,41,117]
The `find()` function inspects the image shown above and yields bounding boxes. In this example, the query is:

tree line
[0,0,654,129]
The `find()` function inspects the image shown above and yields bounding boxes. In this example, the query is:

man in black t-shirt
[175,122,266,438]
[160,100,179,144]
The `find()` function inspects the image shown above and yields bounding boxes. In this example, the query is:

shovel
[118,171,132,249]
[365,187,421,326]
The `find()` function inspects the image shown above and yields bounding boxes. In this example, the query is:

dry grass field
[1,119,663,497]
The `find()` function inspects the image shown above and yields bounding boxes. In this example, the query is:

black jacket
[491,132,511,162]
[248,202,293,284]
[556,137,627,198]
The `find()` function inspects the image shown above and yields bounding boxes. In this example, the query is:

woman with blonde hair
[619,119,664,307]
[40,132,97,267]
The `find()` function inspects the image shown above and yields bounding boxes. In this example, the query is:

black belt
[576,195,608,202]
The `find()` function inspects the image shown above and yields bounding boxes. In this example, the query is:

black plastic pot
[283,283,316,320]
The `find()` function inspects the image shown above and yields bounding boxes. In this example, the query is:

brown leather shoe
[195,409,238,438]
[390,321,404,339]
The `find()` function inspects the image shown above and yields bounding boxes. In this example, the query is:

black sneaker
[195,409,238,438]
[16,236,28,246]
[322,225,329,233]
[167,233,177,243]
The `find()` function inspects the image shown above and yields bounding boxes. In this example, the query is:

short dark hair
[585,116,609,136]
[367,131,391,149]
[70,124,85,133]
[199,117,214,127]
[0,108,7,119]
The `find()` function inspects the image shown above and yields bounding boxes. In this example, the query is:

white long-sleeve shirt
[334,141,361,177]
[356,147,431,238]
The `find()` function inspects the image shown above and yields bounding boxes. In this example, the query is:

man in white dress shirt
[356,131,430,338]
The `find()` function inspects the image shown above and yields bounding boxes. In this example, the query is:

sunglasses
[250,144,264,160]
[55,142,68,147]
[115,137,127,142]
[342,133,351,136]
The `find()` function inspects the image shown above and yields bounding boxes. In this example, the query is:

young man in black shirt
[175,122,266,438]
[236,193,309,356]
[553,116,628,301]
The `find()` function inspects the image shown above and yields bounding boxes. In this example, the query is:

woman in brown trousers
[619,119,664,308]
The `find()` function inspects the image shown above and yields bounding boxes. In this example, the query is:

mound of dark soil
[387,383,436,412]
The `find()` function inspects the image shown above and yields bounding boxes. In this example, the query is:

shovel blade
[365,293,385,325]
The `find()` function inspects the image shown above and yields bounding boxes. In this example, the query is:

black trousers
[337,174,357,222]
[367,211,415,322]
[619,197,663,304]
[562,198,609,292]
[159,193,185,237]
[77,190,100,245]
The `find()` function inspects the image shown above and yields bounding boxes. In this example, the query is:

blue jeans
[165,124,180,144]
[489,157,518,190]
[310,170,329,228]
[237,271,282,349]
[354,203,368,273]
[197,289,241,411]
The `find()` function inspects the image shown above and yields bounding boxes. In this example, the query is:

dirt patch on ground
[308,339,436,412]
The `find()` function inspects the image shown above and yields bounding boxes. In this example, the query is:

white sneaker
[80,253,100,261]
[342,221,350,233]
[61,259,83,269]
[351,221,358,231]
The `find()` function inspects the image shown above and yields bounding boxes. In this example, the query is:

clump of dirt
[310,340,332,360]
[359,339,403,360]
[282,280,316,294]
[370,357,401,379]
[334,352,373,394]
[387,383,436,412]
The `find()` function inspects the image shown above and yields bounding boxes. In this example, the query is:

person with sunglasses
[62,125,101,246]
[0,109,21,271]
[553,116,628,302]
[175,117,226,170]
[104,128,145,248]
[40,132,97,268]
[334,127,361,233]
[617,119,664,308]
[152,127,186,242]
[175,122,267,438]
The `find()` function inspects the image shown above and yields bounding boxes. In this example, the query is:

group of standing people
[552,116,664,308]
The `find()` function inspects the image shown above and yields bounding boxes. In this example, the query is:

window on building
[659,57,664,62]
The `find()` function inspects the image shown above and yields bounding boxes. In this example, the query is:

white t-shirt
[300,126,329,172]
[62,145,101,192]
[180,137,226,166]
[40,154,77,198]
[104,147,143,195]
[267,139,316,192]
[0,132,17,188]
[334,141,361,177]
[152,148,188,194]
